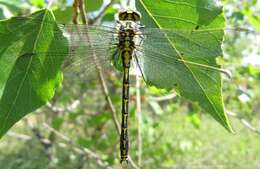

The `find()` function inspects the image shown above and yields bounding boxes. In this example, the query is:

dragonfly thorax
[117,20,141,51]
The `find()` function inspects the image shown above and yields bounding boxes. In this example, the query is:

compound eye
[118,10,141,21]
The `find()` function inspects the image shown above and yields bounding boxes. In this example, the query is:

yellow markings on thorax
[118,10,141,21]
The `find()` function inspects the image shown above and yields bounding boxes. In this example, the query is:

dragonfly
[7,9,259,163]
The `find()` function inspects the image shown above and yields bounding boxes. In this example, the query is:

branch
[46,100,80,114]
[72,0,80,24]
[7,132,32,141]
[227,111,260,135]
[78,0,87,24]
[7,127,112,169]
[135,75,142,166]
[79,0,121,134]
[88,0,116,25]
[47,0,55,9]
[43,123,114,169]
[149,93,177,102]
[126,0,131,6]
[25,119,53,160]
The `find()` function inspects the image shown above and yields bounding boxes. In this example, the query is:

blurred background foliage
[0,0,260,169]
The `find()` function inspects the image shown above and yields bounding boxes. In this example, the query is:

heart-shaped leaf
[0,9,68,138]
[136,0,233,132]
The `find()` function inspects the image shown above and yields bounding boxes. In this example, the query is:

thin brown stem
[88,0,116,25]
[47,0,55,8]
[149,93,177,102]
[7,132,31,141]
[227,111,260,135]
[136,75,142,166]
[72,0,79,24]
[126,0,131,6]
[78,0,87,24]
[81,0,121,134]
[43,123,114,169]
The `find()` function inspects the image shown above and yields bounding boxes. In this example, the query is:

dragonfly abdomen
[118,28,138,164]
[119,37,135,164]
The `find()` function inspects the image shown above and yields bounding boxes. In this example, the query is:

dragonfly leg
[133,51,147,84]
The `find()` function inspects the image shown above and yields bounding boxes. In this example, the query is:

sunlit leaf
[0,0,29,14]
[30,0,45,8]
[53,7,73,23]
[85,0,103,12]
[136,0,233,132]
[0,9,68,138]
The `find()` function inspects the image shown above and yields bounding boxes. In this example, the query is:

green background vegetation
[0,0,260,168]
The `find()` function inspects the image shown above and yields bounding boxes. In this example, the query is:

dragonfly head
[118,9,141,22]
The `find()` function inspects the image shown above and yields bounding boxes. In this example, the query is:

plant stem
[227,111,260,135]
[136,75,142,166]
[89,0,116,25]
[47,0,55,8]
[43,123,114,169]
[72,0,79,24]
[78,0,87,24]
[126,0,131,6]
[81,0,121,134]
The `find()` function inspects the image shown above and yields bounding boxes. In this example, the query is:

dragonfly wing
[138,28,222,89]
[137,27,260,88]
[11,17,120,82]
[62,47,118,80]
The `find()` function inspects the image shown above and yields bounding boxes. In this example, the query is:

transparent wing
[134,27,260,90]
[10,17,120,81]
[140,27,258,66]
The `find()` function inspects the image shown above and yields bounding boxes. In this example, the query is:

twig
[26,120,53,160]
[73,0,80,24]
[128,156,140,169]
[47,0,55,9]
[99,69,121,134]
[46,100,80,114]
[78,0,87,24]
[79,0,121,134]
[75,154,86,169]
[88,0,116,25]
[136,75,142,166]
[7,130,107,168]
[149,93,177,102]
[43,123,114,169]
[227,111,260,135]
[7,132,32,141]
[126,0,131,6]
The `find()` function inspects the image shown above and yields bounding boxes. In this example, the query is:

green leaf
[51,117,64,130]
[0,9,68,138]
[85,0,103,12]
[244,9,260,31]
[101,7,117,22]
[0,0,29,14]
[0,8,4,19]
[136,0,233,132]
[53,7,73,23]
[30,0,45,8]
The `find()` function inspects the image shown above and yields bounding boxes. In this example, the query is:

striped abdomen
[119,29,136,163]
